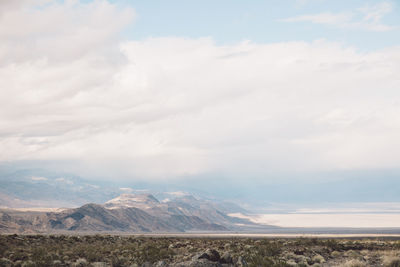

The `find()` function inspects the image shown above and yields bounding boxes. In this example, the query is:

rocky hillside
[0,193,260,233]
[104,194,253,228]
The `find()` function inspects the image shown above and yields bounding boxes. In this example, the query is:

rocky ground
[1,235,400,266]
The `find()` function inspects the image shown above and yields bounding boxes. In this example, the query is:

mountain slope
[105,193,255,228]
[0,202,229,233]
[104,193,160,210]
[50,204,175,232]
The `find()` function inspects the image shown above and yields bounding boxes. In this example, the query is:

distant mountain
[0,168,248,213]
[1,204,170,233]
[0,169,120,208]
[105,194,254,228]
[0,168,275,233]
[50,203,222,232]
[105,193,160,210]
[0,194,247,233]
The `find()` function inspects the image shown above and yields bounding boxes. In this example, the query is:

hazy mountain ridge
[0,169,248,211]
[105,194,253,227]
[0,193,261,234]
[0,204,225,233]
[0,168,273,233]
[0,169,121,208]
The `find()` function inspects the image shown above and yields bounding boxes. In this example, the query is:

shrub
[383,255,400,267]
[31,247,53,265]
[256,240,282,257]
[73,258,89,267]
[312,254,325,263]
[342,259,367,267]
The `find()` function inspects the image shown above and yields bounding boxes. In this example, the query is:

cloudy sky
[1,0,400,187]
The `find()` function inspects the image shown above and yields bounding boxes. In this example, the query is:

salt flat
[229,213,400,228]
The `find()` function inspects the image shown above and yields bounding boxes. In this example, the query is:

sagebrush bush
[383,255,400,267]
[312,254,325,263]
[342,259,367,267]
[1,234,400,266]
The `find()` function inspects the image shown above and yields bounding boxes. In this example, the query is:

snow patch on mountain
[104,193,160,210]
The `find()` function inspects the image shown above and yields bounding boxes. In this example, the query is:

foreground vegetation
[1,235,400,266]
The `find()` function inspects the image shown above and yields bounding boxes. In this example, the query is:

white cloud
[1,1,400,180]
[282,12,352,25]
[55,177,74,184]
[282,2,397,32]
[0,0,134,65]
[120,187,133,192]
[31,176,48,181]
[294,0,325,7]
[166,191,190,197]
[358,2,393,24]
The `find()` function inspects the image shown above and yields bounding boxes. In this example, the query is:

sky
[0,0,400,192]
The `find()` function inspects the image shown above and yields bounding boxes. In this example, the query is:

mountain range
[0,168,276,233]
[0,192,269,233]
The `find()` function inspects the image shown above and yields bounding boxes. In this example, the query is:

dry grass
[0,235,400,266]
[341,259,367,267]
[382,251,400,267]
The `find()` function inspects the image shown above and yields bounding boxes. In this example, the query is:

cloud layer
[1,1,400,180]
[282,2,397,32]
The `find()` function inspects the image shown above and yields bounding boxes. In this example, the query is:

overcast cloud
[1,0,400,180]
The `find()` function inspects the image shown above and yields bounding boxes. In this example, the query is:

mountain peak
[118,193,159,203]
[104,193,160,209]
